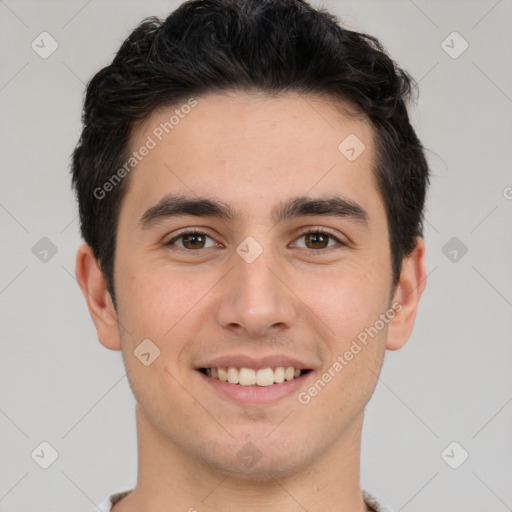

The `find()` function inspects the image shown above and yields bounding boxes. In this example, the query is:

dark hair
[71,0,429,307]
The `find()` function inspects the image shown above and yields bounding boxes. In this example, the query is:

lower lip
[197,370,313,405]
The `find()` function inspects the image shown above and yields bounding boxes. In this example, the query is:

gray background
[1,0,511,510]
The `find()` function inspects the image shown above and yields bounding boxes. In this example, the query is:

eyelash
[166,228,346,254]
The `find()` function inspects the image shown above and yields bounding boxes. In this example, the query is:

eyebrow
[138,193,369,229]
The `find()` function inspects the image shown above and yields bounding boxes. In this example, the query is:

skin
[76,91,426,512]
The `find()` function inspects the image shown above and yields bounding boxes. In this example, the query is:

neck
[113,406,371,512]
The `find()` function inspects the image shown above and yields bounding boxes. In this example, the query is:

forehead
[135,90,372,157]
[120,91,381,224]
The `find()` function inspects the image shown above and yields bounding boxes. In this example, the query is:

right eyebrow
[139,194,236,229]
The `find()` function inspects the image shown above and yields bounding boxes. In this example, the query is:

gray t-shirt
[89,488,395,512]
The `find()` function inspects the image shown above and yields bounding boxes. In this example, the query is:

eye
[165,228,346,253]
[166,230,219,250]
[292,229,345,252]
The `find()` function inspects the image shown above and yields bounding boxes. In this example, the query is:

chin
[196,436,312,482]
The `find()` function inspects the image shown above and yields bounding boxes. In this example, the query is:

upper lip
[197,354,313,370]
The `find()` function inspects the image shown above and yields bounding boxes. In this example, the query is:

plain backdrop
[1,1,511,510]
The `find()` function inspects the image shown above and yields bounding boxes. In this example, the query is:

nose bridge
[216,239,296,335]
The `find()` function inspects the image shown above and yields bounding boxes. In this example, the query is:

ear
[75,243,121,351]
[386,237,427,351]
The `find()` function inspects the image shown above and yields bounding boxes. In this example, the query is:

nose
[215,245,297,338]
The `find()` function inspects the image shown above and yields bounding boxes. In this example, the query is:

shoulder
[87,489,133,512]
[362,489,395,512]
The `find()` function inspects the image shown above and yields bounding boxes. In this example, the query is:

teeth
[227,367,239,384]
[203,366,306,386]
[239,368,256,386]
[274,367,285,383]
[256,368,274,386]
[218,367,228,382]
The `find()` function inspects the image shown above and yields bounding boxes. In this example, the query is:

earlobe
[386,237,427,351]
[75,243,122,351]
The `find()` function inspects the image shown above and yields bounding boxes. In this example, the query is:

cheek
[301,319,387,427]
[296,260,391,343]
[116,257,202,338]
[293,258,390,403]
[122,341,202,442]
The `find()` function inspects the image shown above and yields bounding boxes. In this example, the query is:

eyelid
[164,226,348,254]
[294,226,344,242]
[166,227,221,247]
[290,227,347,251]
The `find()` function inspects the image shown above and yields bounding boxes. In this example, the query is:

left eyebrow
[138,193,369,229]
[272,195,368,226]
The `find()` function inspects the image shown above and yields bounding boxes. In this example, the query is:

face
[96,92,415,478]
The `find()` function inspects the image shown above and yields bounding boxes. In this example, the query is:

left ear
[386,237,427,351]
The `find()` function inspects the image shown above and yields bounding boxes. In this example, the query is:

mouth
[196,365,313,405]
[198,366,312,386]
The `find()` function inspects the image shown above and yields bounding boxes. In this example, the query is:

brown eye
[294,230,342,251]
[181,233,207,249]
[304,232,330,249]
[167,231,217,250]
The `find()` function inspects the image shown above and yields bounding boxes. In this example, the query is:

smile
[199,366,311,386]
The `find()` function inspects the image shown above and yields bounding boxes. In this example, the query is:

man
[72,0,429,510]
